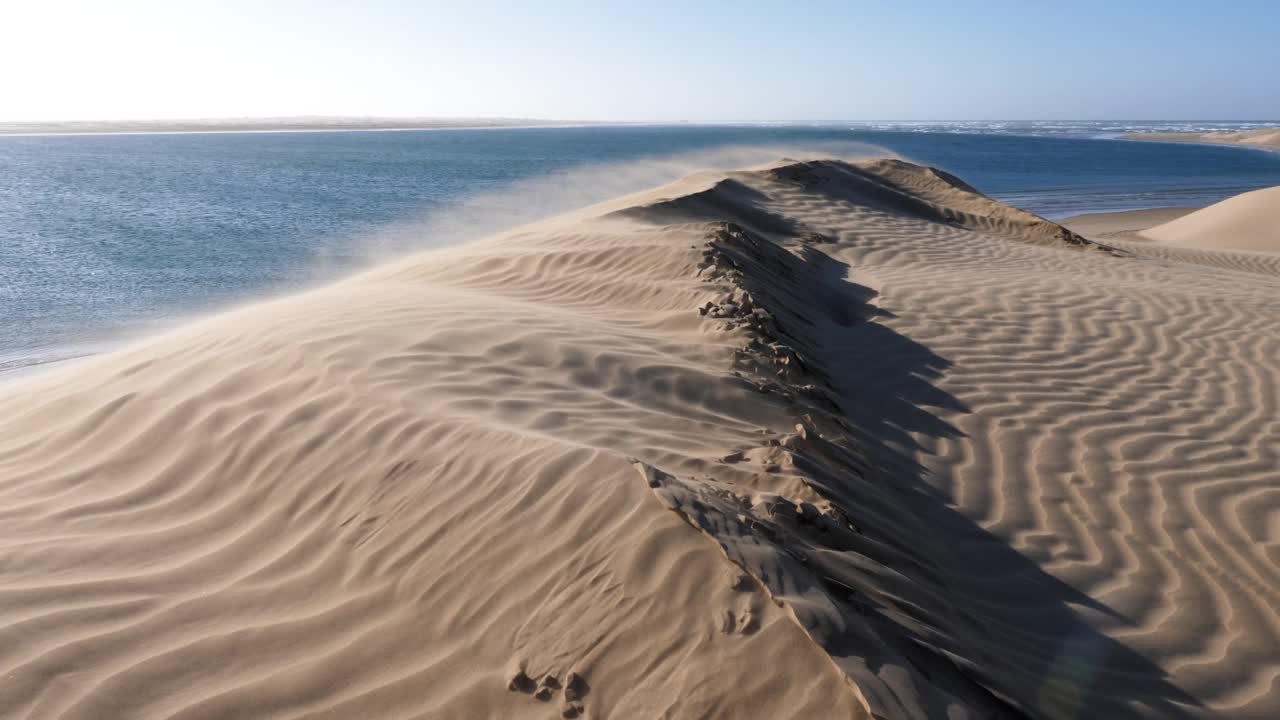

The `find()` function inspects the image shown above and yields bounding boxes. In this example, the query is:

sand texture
[0,159,1276,719]
[1123,128,1280,151]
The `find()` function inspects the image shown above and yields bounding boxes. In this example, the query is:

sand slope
[1139,185,1280,253]
[1,159,1277,719]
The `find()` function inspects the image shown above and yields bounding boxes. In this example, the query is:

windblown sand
[1,159,1276,719]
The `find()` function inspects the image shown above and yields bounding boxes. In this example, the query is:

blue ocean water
[3,123,1280,373]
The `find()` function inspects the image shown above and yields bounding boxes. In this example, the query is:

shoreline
[1121,127,1280,151]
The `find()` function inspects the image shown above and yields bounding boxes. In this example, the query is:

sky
[2,0,1278,123]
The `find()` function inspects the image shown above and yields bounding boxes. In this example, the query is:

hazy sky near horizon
[3,0,1278,122]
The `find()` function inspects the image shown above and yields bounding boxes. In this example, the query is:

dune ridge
[1,158,1277,719]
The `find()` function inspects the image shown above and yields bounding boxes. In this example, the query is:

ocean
[3,122,1280,374]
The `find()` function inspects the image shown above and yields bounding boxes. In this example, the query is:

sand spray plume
[7,141,898,381]
[316,141,898,268]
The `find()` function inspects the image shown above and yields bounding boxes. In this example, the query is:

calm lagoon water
[3,123,1280,372]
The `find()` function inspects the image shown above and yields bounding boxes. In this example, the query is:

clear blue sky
[3,0,1277,122]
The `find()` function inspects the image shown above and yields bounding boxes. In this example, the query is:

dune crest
[1,159,1276,719]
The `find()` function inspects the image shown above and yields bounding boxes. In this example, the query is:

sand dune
[1063,198,1280,277]
[1123,128,1280,150]
[1,158,1277,719]
[1136,186,1280,253]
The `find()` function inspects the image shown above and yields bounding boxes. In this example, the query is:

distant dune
[1123,127,1280,150]
[1137,185,1280,252]
[1056,206,1196,242]
[0,116,615,136]
[1,159,1276,719]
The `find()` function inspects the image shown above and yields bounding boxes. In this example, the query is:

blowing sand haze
[1,158,1276,719]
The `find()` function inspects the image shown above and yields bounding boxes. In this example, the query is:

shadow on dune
[618,158,1202,717]
[766,244,1203,719]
